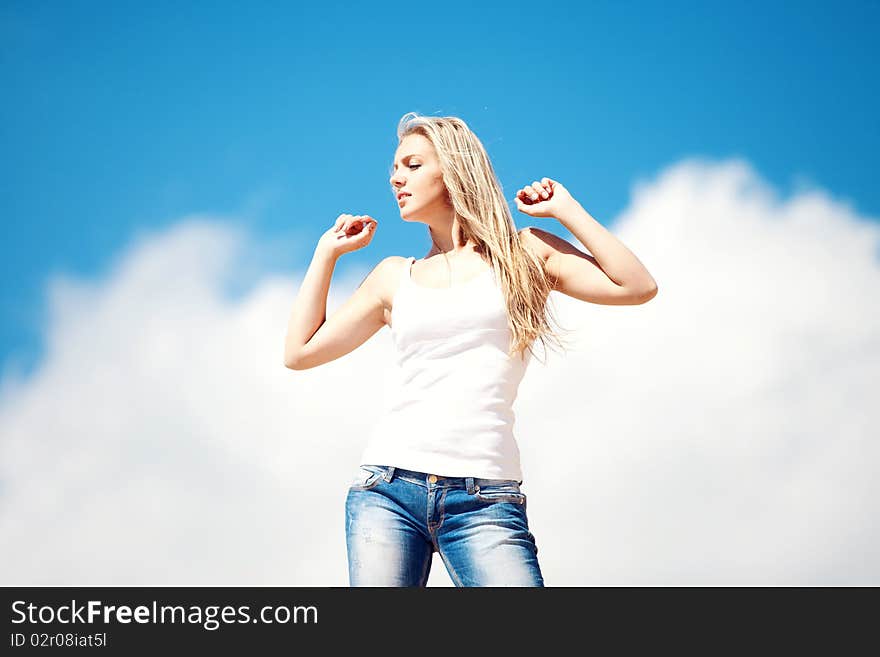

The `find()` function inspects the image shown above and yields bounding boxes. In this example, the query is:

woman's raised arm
[283,213,382,370]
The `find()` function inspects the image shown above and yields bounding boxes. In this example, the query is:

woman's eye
[409,164,421,170]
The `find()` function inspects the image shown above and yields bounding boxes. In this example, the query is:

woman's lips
[398,194,411,204]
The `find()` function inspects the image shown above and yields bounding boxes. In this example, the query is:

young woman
[284,112,658,586]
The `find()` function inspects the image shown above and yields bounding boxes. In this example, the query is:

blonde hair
[395,111,574,363]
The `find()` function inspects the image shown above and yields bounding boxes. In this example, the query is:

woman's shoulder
[371,255,412,308]
[517,226,552,265]
[372,255,412,278]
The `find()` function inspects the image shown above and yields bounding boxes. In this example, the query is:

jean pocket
[349,465,385,491]
[474,482,527,506]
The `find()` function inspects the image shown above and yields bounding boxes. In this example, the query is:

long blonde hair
[395,111,573,362]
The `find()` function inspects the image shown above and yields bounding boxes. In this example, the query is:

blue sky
[2,0,878,375]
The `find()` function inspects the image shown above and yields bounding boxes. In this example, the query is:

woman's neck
[426,242,480,258]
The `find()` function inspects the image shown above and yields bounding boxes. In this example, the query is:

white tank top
[360,256,532,481]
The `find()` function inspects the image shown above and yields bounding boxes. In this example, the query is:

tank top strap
[400,256,415,285]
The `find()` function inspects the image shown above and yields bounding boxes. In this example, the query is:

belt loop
[466,476,475,494]
[384,466,396,483]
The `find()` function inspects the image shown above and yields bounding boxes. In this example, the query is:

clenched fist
[514,177,577,219]
[318,214,378,257]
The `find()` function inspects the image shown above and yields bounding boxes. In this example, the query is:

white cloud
[1,158,878,585]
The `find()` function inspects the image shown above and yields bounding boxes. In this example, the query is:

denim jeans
[345,464,544,587]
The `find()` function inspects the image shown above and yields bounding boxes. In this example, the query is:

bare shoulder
[518,225,654,304]
[517,226,554,265]
[520,224,600,267]
[357,255,410,327]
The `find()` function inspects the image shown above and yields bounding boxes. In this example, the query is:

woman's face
[389,133,450,221]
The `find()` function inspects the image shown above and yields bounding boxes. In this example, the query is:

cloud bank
[1,157,878,585]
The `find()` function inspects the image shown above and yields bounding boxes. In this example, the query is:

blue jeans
[345,464,544,587]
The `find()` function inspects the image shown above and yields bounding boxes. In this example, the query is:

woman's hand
[317,214,378,257]
[514,177,577,219]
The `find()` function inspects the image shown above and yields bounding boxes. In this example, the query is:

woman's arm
[552,200,657,298]
[283,246,338,367]
[283,213,384,370]
[284,248,396,370]
[515,177,658,305]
